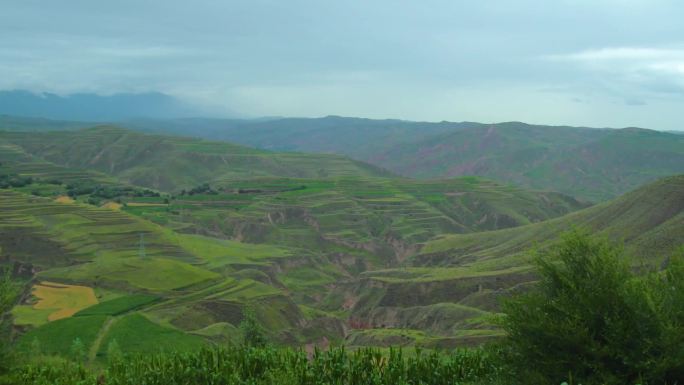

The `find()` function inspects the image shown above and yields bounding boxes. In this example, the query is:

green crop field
[16,315,108,356]
[97,314,207,357]
[74,295,159,317]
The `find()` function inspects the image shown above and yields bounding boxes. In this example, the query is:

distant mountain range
[0,90,200,121]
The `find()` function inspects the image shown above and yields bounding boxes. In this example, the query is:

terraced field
[0,189,321,359]
[0,138,116,186]
[129,176,586,261]
[0,127,597,352]
[335,175,684,346]
[3,126,681,355]
[0,126,391,191]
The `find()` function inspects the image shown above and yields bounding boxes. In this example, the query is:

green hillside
[125,115,473,161]
[420,174,684,265]
[138,176,586,264]
[0,189,314,355]
[0,127,597,354]
[128,117,684,202]
[336,175,684,346]
[0,126,587,264]
[2,125,681,355]
[7,116,683,202]
[0,126,390,191]
[378,124,684,202]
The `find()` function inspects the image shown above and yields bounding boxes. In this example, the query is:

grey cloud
[1,0,683,130]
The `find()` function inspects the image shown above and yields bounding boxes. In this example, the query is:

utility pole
[139,233,146,258]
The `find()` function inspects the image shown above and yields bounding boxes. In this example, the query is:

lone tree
[500,231,684,385]
[239,307,267,348]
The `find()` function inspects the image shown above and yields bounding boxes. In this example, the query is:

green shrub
[69,338,86,364]
[500,231,684,384]
[239,307,267,348]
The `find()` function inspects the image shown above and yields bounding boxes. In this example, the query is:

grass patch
[16,315,107,356]
[175,233,291,268]
[75,294,159,317]
[99,314,206,356]
[11,305,54,327]
[42,257,219,292]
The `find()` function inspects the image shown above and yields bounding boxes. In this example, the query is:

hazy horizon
[2,1,684,130]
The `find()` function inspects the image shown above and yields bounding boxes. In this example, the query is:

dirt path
[88,316,118,364]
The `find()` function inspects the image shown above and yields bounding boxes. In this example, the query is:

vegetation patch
[42,257,219,292]
[54,195,74,204]
[13,282,98,325]
[10,306,53,327]
[175,233,291,268]
[74,294,159,317]
[98,314,206,357]
[16,315,107,356]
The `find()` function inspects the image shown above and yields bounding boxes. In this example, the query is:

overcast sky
[1,0,683,129]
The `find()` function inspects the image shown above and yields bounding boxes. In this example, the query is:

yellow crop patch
[102,201,123,210]
[31,281,98,321]
[54,196,75,204]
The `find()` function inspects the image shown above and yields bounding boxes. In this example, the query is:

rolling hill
[418,174,684,268]
[125,115,474,161]
[2,122,681,352]
[0,126,595,353]
[127,117,684,202]
[375,124,684,202]
[0,126,391,191]
[6,114,683,202]
[0,126,588,264]
[336,175,684,346]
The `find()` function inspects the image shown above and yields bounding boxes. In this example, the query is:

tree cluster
[501,231,684,384]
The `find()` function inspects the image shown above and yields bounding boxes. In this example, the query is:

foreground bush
[9,345,501,385]
[501,231,684,384]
